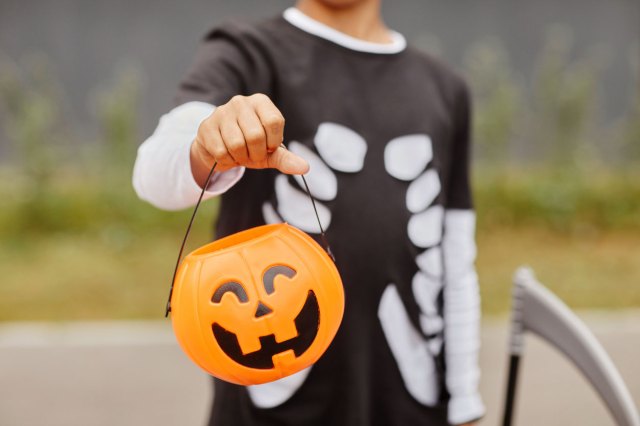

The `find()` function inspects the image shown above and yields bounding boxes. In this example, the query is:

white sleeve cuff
[132,101,244,211]
[448,393,486,425]
[180,136,246,202]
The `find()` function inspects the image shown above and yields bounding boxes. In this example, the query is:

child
[133,0,484,424]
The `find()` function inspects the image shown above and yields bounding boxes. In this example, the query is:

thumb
[267,146,310,175]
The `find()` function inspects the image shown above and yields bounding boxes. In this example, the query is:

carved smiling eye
[262,265,297,295]
[212,282,249,304]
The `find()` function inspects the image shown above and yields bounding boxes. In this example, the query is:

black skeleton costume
[133,7,484,426]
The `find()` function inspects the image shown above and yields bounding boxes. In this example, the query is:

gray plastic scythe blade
[511,267,639,426]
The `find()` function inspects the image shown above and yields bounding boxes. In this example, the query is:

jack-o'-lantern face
[210,264,320,369]
[170,223,344,385]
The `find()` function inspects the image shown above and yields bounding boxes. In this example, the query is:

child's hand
[190,93,309,186]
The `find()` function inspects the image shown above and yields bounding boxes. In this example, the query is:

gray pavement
[1,312,638,426]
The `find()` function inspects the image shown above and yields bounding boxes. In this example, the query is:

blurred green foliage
[95,66,141,172]
[464,37,522,166]
[0,28,638,320]
[474,167,640,232]
[466,28,640,170]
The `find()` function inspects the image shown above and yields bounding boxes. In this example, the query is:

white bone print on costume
[379,133,445,407]
[378,285,439,406]
[383,134,433,181]
[247,367,312,408]
[262,123,367,233]
[272,174,332,231]
[314,123,367,173]
[289,141,337,201]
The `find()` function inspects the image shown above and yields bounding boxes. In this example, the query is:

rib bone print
[379,133,443,406]
[262,122,367,231]
[260,123,444,408]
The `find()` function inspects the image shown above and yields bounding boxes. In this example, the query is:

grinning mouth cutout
[212,290,320,369]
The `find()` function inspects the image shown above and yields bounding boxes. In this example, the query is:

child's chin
[317,0,367,9]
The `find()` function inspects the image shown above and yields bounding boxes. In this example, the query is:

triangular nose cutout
[255,301,273,318]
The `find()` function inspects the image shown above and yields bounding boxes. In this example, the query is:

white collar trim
[283,7,406,54]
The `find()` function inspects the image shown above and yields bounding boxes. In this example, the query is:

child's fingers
[219,120,250,165]
[194,119,234,171]
[237,109,268,163]
[205,127,236,170]
[267,146,310,175]
[197,94,290,173]
[251,94,285,153]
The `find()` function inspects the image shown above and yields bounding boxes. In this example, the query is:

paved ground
[1,311,638,426]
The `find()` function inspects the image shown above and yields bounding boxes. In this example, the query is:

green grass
[477,227,640,314]
[0,217,219,322]
[1,233,177,321]
[2,225,638,321]
[473,167,640,231]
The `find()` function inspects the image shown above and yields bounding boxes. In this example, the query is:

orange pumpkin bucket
[171,223,344,385]
[165,163,344,385]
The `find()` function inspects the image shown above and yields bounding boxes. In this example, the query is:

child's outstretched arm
[132,24,308,211]
[132,94,307,211]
